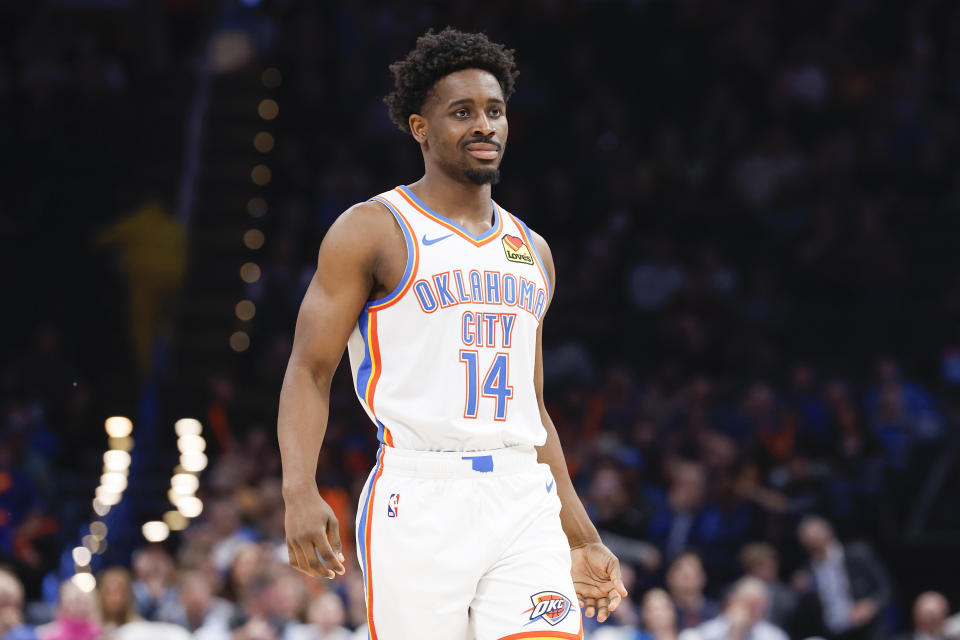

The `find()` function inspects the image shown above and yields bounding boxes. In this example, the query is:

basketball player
[278,28,627,639]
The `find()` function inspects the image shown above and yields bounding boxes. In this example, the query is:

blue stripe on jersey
[366,196,416,311]
[375,419,388,445]
[354,310,372,402]
[356,445,383,607]
[511,213,553,299]
[398,185,501,243]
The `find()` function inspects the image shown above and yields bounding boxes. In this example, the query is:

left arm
[530,231,628,622]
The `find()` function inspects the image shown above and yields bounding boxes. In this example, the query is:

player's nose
[472,112,495,138]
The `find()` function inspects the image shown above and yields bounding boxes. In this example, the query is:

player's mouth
[464,141,501,160]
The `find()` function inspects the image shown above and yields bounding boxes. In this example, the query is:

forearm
[536,411,600,549]
[278,361,331,498]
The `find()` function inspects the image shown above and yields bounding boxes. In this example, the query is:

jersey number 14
[458,350,514,421]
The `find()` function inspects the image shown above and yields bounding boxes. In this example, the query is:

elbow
[285,357,334,391]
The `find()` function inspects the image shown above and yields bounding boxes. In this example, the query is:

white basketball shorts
[354,444,583,640]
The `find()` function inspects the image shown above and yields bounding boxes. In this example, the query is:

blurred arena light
[240,262,261,283]
[163,511,189,531]
[254,132,275,153]
[103,449,131,471]
[92,498,110,517]
[251,164,272,186]
[180,451,209,472]
[71,572,96,593]
[177,434,206,454]
[244,229,265,250]
[72,546,92,567]
[90,521,107,539]
[81,534,100,554]
[142,521,170,543]
[174,418,202,437]
[230,331,251,352]
[104,416,133,438]
[236,300,256,321]
[99,472,128,492]
[171,473,200,494]
[107,436,134,451]
[177,496,204,518]
[258,99,278,120]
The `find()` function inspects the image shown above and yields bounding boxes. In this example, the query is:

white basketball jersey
[346,185,552,451]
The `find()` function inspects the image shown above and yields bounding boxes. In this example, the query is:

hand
[570,542,628,623]
[849,599,878,627]
[283,489,345,578]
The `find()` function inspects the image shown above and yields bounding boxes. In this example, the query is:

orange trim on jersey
[496,631,582,640]
[395,187,503,247]
[368,203,420,312]
[363,447,386,639]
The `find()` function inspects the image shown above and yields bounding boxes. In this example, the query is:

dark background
[2,0,960,638]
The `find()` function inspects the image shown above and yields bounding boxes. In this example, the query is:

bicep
[288,207,383,379]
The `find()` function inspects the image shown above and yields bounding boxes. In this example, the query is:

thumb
[615,576,628,597]
[326,516,344,562]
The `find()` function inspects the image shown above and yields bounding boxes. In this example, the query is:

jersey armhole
[505,210,553,301]
[365,196,420,311]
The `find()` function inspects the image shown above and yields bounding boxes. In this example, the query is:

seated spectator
[209,500,260,576]
[35,579,101,640]
[591,587,678,640]
[286,591,352,640]
[131,545,179,622]
[162,570,232,638]
[794,515,892,640]
[648,461,709,562]
[894,592,950,640]
[679,577,788,640]
[666,553,718,631]
[739,543,797,630]
[97,567,140,638]
[0,569,35,640]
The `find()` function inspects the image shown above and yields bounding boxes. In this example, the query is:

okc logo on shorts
[522,591,572,627]
[387,493,399,518]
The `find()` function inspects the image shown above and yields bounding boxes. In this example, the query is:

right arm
[279,201,394,579]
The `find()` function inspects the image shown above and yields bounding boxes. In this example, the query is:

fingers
[583,597,596,619]
[287,542,309,576]
[596,596,610,623]
[302,538,336,578]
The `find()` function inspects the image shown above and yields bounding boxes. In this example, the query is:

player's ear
[409,114,428,144]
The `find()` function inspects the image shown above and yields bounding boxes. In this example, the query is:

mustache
[463,137,502,150]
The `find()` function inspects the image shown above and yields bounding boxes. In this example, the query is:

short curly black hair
[384,28,519,133]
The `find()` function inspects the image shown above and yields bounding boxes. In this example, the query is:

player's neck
[407,174,494,230]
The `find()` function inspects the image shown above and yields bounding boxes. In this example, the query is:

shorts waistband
[379,444,539,477]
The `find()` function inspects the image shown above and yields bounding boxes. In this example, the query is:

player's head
[385,28,518,186]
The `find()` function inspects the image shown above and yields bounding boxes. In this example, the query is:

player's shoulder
[503,208,552,259]
[324,199,397,242]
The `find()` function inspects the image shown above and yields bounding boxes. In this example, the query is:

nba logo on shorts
[387,493,399,518]
[523,591,572,626]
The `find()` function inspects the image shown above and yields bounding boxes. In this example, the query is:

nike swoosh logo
[422,233,454,246]
[546,479,554,494]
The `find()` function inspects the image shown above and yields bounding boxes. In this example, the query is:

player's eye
[489,107,502,117]
[454,108,469,118]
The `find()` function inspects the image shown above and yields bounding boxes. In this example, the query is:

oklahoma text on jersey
[412,269,548,320]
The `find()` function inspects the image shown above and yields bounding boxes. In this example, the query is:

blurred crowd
[5,0,960,639]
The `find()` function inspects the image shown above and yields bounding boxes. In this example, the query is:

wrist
[568,536,603,550]
[282,480,319,501]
